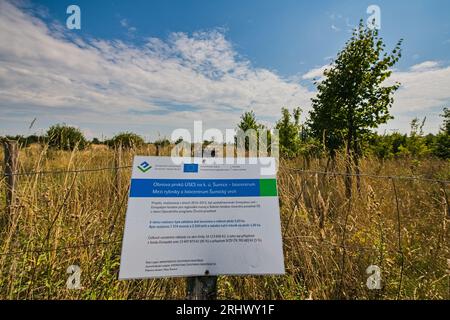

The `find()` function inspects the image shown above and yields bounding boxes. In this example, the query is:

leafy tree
[275,107,302,158]
[441,107,450,135]
[399,117,430,158]
[431,108,450,159]
[108,132,145,149]
[368,132,408,160]
[154,137,171,155]
[308,21,402,195]
[236,111,265,152]
[91,137,102,145]
[237,111,263,132]
[46,124,87,150]
[432,133,450,159]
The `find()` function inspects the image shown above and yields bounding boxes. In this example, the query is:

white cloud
[331,24,341,32]
[302,65,330,80]
[120,18,136,33]
[409,61,440,72]
[0,1,313,137]
[391,62,450,113]
[0,1,448,137]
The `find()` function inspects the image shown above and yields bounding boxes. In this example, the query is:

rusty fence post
[114,143,122,195]
[3,140,19,215]
[185,151,218,300]
[186,276,218,300]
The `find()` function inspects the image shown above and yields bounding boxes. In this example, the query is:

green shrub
[46,124,87,150]
[107,132,145,149]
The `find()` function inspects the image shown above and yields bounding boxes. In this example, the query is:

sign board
[118,156,285,279]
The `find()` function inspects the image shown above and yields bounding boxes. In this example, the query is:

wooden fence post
[185,150,218,300]
[3,140,18,215]
[114,143,122,195]
[186,275,217,300]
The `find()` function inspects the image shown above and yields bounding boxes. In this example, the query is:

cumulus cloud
[0,1,448,138]
[409,61,440,72]
[0,1,313,138]
[302,65,330,81]
[391,62,450,113]
[120,18,137,33]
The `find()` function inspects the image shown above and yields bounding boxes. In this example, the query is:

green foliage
[2,134,44,147]
[399,117,431,158]
[46,124,87,150]
[154,138,171,148]
[275,107,302,158]
[107,132,145,149]
[441,107,450,134]
[368,132,407,159]
[237,110,263,132]
[236,110,265,151]
[431,132,450,159]
[91,137,102,145]
[308,21,402,158]
[430,108,450,159]
[368,112,450,160]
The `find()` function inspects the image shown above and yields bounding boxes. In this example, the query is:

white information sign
[119,156,285,279]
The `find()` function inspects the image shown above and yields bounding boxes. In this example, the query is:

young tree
[308,21,402,196]
[237,111,263,132]
[441,107,450,135]
[401,117,430,158]
[236,111,265,152]
[154,137,171,156]
[432,107,450,159]
[275,107,302,158]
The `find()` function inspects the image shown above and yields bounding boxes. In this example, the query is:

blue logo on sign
[183,164,198,173]
[138,161,151,173]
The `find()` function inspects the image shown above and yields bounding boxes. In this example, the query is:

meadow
[0,143,449,299]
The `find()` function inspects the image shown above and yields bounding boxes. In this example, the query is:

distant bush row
[1,110,449,160]
[0,124,171,151]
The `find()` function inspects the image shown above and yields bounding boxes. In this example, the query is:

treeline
[236,108,450,160]
[2,106,448,161]
[0,124,171,151]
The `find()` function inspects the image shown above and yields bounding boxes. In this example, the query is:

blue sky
[1,0,449,140]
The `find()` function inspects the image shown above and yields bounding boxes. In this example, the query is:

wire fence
[2,165,133,177]
[1,162,448,255]
[2,163,449,184]
[0,237,378,257]
[0,240,122,257]
[1,157,448,299]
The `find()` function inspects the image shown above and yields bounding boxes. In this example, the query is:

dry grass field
[0,144,449,299]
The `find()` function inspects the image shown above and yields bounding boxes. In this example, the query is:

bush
[46,124,87,150]
[107,132,145,149]
[431,132,450,159]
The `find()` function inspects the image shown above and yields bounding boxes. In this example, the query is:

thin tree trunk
[345,130,353,198]
[353,135,361,195]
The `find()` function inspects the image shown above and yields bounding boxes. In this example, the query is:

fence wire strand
[3,164,449,184]
[0,158,448,286]
[0,240,122,257]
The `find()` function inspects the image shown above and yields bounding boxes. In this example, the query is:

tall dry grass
[0,144,449,299]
